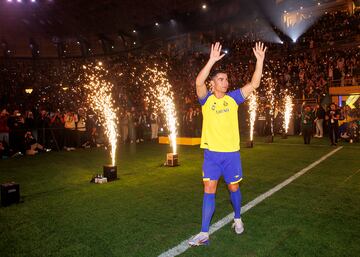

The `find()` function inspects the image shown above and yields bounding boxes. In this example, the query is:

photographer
[120,111,129,144]
[37,109,51,148]
[314,104,325,138]
[0,140,10,159]
[0,109,10,145]
[128,108,136,144]
[85,112,99,148]
[8,110,26,154]
[76,108,87,148]
[50,109,65,150]
[136,110,147,143]
[63,110,77,151]
[25,110,37,140]
[24,131,51,155]
[348,121,359,143]
[150,113,159,141]
[301,104,315,144]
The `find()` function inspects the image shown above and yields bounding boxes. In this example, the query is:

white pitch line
[342,168,360,183]
[254,142,360,149]
[253,142,331,148]
[158,146,343,257]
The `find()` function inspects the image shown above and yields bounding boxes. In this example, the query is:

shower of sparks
[248,92,258,141]
[141,64,177,154]
[283,94,294,134]
[83,63,118,166]
[264,72,276,136]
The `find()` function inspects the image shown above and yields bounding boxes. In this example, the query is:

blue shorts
[202,149,243,184]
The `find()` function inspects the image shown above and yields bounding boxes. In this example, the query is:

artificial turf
[0,136,359,257]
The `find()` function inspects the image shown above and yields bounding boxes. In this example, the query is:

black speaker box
[1,182,20,207]
[246,141,254,148]
[103,165,117,181]
[166,153,178,166]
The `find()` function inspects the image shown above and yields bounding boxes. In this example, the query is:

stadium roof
[0,0,209,57]
[0,0,342,57]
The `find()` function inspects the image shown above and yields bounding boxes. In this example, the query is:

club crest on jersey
[223,100,228,106]
[211,103,216,110]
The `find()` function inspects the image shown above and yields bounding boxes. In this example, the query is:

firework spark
[141,64,177,154]
[283,94,293,134]
[248,92,258,141]
[264,73,276,136]
[83,63,118,166]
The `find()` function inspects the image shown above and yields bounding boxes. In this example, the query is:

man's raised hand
[209,42,226,63]
[252,42,267,62]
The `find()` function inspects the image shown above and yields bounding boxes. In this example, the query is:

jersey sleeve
[227,89,246,105]
[198,91,211,106]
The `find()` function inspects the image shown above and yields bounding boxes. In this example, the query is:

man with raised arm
[189,42,267,246]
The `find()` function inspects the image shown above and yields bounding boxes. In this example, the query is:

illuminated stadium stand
[329,84,360,106]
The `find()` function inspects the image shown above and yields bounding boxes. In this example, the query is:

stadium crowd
[0,11,359,158]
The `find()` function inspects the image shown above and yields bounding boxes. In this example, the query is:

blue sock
[230,188,242,219]
[201,193,215,232]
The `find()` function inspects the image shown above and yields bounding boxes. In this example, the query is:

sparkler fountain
[246,92,258,148]
[282,93,294,139]
[142,64,178,166]
[264,72,276,143]
[83,62,119,181]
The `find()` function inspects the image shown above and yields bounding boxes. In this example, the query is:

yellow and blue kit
[199,89,245,184]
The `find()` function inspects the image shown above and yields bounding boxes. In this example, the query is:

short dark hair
[210,69,227,80]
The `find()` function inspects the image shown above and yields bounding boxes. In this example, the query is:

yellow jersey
[199,89,245,152]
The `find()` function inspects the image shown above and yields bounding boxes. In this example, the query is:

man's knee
[204,180,218,194]
[228,183,239,192]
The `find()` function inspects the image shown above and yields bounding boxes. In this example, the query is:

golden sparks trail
[264,73,276,136]
[248,92,258,141]
[283,94,293,134]
[142,65,177,154]
[83,63,118,166]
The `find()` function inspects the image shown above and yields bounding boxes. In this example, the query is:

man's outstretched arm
[196,42,225,99]
[241,42,267,99]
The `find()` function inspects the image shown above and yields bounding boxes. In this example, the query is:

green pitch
[0,137,359,257]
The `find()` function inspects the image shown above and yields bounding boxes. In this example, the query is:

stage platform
[158,136,201,146]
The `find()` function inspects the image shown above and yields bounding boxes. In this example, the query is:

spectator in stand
[0,10,359,155]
